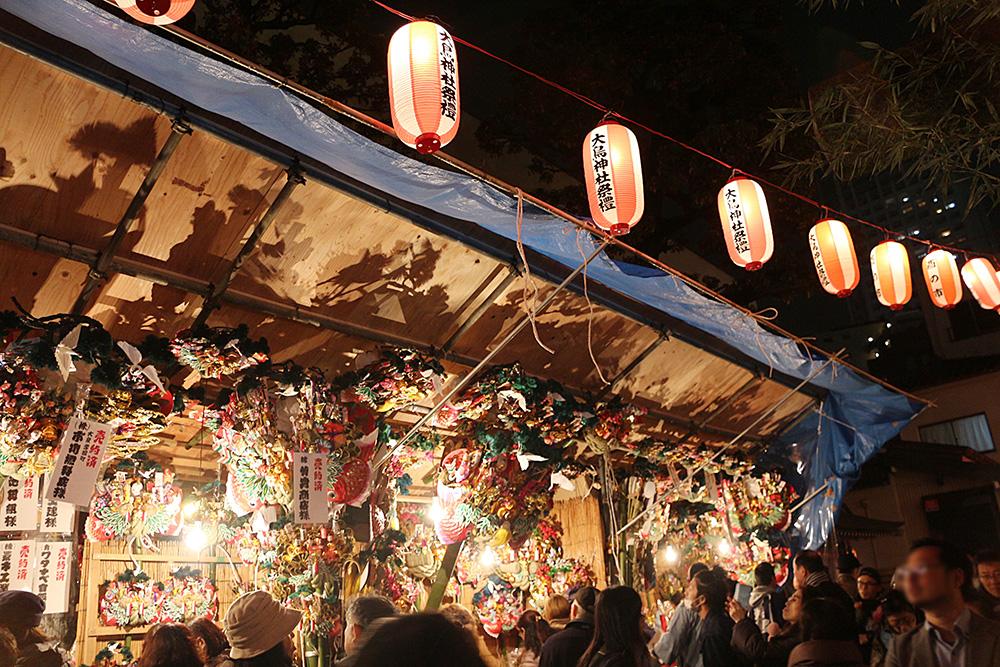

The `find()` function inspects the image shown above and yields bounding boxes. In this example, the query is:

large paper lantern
[582,121,644,235]
[717,177,774,271]
[921,249,963,310]
[870,241,912,311]
[387,21,460,154]
[961,258,1000,311]
[808,219,859,297]
[115,0,195,25]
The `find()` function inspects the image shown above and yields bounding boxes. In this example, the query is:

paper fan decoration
[115,0,196,25]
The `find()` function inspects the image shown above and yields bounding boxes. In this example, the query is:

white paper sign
[40,476,75,534]
[292,453,328,524]
[35,541,72,614]
[0,540,36,591]
[45,418,114,508]
[0,476,41,531]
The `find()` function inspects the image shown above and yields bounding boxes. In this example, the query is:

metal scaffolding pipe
[595,332,668,400]
[440,264,520,353]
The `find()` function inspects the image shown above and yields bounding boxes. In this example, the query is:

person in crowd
[353,613,487,667]
[577,586,655,667]
[189,617,230,667]
[838,553,863,601]
[0,590,71,667]
[889,537,1000,666]
[341,595,397,664]
[540,586,599,667]
[139,623,207,667]
[748,561,785,633]
[856,566,886,662]
[869,591,922,667]
[514,609,552,667]
[678,569,738,667]
[794,550,856,614]
[975,549,1000,620]
[787,597,865,667]
[0,626,18,666]
[544,594,572,631]
[729,586,816,667]
[219,590,302,667]
[440,603,502,667]
[652,562,707,664]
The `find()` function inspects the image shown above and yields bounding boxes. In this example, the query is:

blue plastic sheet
[0,0,925,547]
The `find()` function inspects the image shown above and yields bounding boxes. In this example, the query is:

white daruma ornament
[961,258,1000,311]
[387,21,460,154]
[115,0,195,25]
[921,249,963,310]
[582,121,644,235]
[870,241,912,311]
[717,176,774,271]
[808,219,860,297]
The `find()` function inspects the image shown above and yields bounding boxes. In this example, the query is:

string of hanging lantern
[369,0,1000,314]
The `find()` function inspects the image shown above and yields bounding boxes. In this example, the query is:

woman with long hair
[0,591,71,667]
[542,594,571,631]
[577,587,655,667]
[188,617,230,666]
[139,623,207,667]
[514,609,552,667]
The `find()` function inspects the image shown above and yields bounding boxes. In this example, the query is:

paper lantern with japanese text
[870,241,912,311]
[961,258,1000,311]
[717,177,774,271]
[387,21,460,154]
[808,219,859,297]
[114,0,195,25]
[583,121,644,235]
[921,250,963,310]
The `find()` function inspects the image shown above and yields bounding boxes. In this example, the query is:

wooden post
[425,541,463,610]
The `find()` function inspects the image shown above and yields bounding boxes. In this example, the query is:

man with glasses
[976,550,1000,621]
[888,538,1000,667]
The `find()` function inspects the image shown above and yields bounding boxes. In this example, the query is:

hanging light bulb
[480,545,498,568]
[870,241,912,311]
[717,176,774,271]
[921,249,963,309]
[717,539,732,557]
[583,121,644,235]
[808,218,860,297]
[662,545,679,565]
[387,21,460,154]
[961,258,1000,311]
[184,521,209,552]
[115,0,196,25]
[428,497,445,523]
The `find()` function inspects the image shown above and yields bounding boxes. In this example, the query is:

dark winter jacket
[730,617,799,667]
[680,612,739,667]
[583,648,657,667]
[787,639,864,667]
[539,614,595,667]
[15,640,72,667]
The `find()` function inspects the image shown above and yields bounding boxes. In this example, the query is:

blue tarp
[0,0,925,548]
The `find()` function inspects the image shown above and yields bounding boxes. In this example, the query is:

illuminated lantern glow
[115,0,195,25]
[808,219,860,297]
[921,249,963,310]
[583,121,644,235]
[717,177,774,271]
[387,21,460,154]
[961,258,1000,311]
[870,241,912,311]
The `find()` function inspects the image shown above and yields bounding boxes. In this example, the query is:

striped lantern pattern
[387,21,460,154]
[921,249,963,309]
[717,177,774,271]
[582,121,644,235]
[114,0,195,25]
[961,258,1000,311]
[808,219,859,297]
[870,241,912,311]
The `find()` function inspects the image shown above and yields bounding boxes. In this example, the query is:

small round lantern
[582,121,644,235]
[717,176,774,271]
[870,241,912,311]
[961,257,1000,311]
[387,21,460,154]
[921,249,963,310]
[808,218,859,297]
[114,0,195,25]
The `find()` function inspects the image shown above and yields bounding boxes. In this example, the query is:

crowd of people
[0,538,998,666]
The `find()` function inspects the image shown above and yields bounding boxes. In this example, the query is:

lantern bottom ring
[744,261,763,272]
[835,289,853,298]
[890,304,905,311]
[608,223,631,236]
[415,132,442,154]
[942,304,956,311]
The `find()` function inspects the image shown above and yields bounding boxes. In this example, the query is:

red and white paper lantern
[717,177,774,271]
[582,121,644,235]
[387,21,460,154]
[921,249,963,309]
[961,257,1000,311]
[808,218,860,297]
[114,0,195,25]
[870,241,912,311]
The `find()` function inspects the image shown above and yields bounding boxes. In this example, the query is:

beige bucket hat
[224,590,303,659]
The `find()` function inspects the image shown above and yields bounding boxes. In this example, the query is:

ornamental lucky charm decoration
[99,567,218,627]
[85,457,183,549]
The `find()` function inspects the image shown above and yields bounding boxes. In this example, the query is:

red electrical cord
[370,0,997,263]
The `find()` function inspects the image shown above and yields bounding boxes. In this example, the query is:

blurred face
[344,621,363,654]
[782,589,803,623]
[858,575,882,601]
[685,577,702,609]
[793,564,807,590]
[978,561,1000,598]
[901,546,964,609]
[886,611,918,635]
